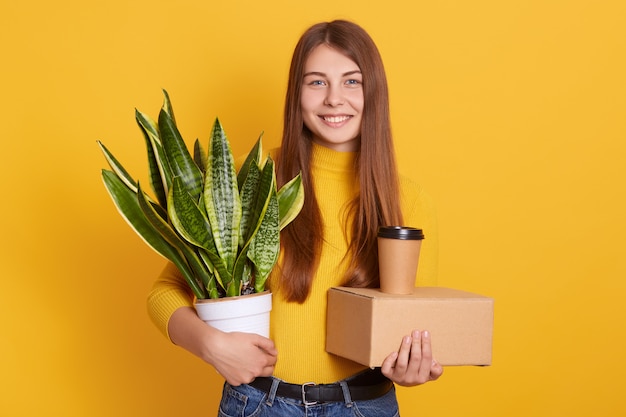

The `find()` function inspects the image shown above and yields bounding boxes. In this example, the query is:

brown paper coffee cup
[377,226,424,294]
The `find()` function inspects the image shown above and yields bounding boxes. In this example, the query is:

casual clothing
[218,379,399,417]
[147,142,438,412]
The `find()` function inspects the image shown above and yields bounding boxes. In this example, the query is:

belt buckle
[301,382,317,406]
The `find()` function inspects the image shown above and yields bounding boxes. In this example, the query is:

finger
[255,336,278,356]
[395,335,413,373]
[407,330,423,371]
[381,351,399,378]
[260,364,276,377]
[265,352,278,366]
[430,359,444,380]
[417,330,434,382]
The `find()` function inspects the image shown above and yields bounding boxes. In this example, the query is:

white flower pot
[194,291,272,337]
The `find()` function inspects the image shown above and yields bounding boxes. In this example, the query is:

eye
[309,80,326,86]
[345,79,362,87]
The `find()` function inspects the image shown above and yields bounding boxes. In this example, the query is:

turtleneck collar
[310,141,358,173]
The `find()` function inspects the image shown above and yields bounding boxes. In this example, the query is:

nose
[324,85,344,107]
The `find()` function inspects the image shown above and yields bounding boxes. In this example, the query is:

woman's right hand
[168,306,278,386]
[208,330,278,385]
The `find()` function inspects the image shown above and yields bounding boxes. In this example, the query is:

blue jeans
[217,379,400,417]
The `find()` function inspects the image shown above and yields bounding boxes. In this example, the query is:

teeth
[324,116,350,123]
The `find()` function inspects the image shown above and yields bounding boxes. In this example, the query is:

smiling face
[300,44,364,152]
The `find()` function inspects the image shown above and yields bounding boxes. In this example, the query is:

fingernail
[404,336,411,344]
[412,330,420,338]
[423,330,430,338]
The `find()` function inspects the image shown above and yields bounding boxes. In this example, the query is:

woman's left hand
[381,329,443,386]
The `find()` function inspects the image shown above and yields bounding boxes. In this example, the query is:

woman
[148,20,442,416]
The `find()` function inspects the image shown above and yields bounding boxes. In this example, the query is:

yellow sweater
[147,142,438,384]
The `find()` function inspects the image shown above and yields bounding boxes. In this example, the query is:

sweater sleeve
[146,262,194,340]
[399,177,439,286]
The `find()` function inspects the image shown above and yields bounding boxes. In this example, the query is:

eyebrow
[303,70,362,77]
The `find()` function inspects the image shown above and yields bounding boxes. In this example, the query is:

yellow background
[2,0,625,416]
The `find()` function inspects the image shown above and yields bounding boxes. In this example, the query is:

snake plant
[98,90,304,299]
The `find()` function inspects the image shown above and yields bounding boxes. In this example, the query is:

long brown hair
[275,20,403,302]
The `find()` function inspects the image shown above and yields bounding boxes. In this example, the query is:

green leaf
[168,177,214,249]
[232,155,273,297]
[197,249,221,298]
[203,118,241,272]
[240,260,253,291]
[237,157,274,252]
[237,134,263,190]
[135,109,168,208]
[238,161,262,245]
[237,157,275,244]
[238,159,277,293]
[136,182,211,299]
[101,170,206,299]
[229,246,249,296]
[277,173,304,230]
[97,141,137,192]
[247,158,275,241]
[158,105,203,202]
[98,146,166,219]
[193,139,207,175]
[161,89,176,123]
[168,177,233,295]
[248,187,280,293]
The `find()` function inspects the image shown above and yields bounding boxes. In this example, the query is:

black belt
[248,368,393,404]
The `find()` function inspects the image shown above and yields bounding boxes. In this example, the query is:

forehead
[304,44,360,73]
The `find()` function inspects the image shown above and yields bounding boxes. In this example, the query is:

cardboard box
[326,287,494,367]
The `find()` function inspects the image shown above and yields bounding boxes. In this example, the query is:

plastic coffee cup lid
[377,226,425,240]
